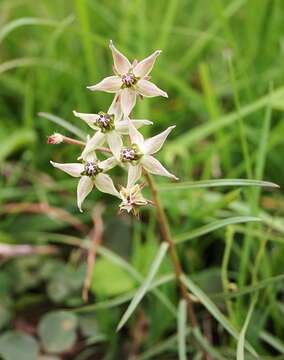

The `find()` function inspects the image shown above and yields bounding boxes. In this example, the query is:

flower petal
[108,93,122,121]
[136,79,168,98]
[128,119,145,149]
[141,155,178,180]
[99,156,118,172]
[144,125,175,155]
[80,132,105,160]
[73,110,99,129]
[106,131,123,160]
[127,164,142,188]
[116,119,153,134]
[120,88,136,117]
[95,173,120,198]
[133,50,162,77]
[77,176,93,212]
[109,40,131,75]
[50,161,84,177]
[87,76,122,93]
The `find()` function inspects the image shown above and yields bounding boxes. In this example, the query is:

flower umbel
[49,40,177,213]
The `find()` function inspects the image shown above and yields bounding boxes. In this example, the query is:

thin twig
[0,244,58,259]
[82,204,105,302]
[47,134,112,154]
[143,170,198,328]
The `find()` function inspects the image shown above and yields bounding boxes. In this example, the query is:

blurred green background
[0,0,284,359]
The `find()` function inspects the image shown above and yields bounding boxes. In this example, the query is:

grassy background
[0,0,284,359]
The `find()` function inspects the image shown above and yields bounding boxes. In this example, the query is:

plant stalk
[143,170,198,328]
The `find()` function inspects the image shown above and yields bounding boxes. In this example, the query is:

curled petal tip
[163,91,168,98]
[50,160,55,166]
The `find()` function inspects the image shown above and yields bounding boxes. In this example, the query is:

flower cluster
[50,41,177,214]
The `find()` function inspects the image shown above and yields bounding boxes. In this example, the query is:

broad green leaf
[117,242,169,331]
[91,258,136,297]
[174,216,261,244]
[158,179,279,191]
[181,275,258,358]
[38,311,77,353]
[0,331,39,360]
[177,300,187,360]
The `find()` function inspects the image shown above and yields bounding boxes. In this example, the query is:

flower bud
[47,133,64,144]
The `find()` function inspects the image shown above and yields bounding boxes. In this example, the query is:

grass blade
[166,86,284,156]
[212,273,284,301]
[38,112,87,140]
[158,179,279,191]
[0,17,58,43]
[0,129,35,162]
[192,327,226,360]
[116,242,169,331]
[174,216,261,244]
[181,275,258,358]
[260,331,284,354]
[237,296,257,360]
[177,300,187,360]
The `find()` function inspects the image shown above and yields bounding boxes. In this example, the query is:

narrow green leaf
[74,274,175,313]
[116,242,169,331]
[158,179,279,191]
[237,296,257,360]
[260,331,284,354]
[0,129,35,162]
[0,18,58,43]
[174,217,261,244]
[181,275,258,358]
[38,112,86,140]
[192,328,226,360]
[212,273,284,300]
[177,300,187,360]
[166,86,284,154]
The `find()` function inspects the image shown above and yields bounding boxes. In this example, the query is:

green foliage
[0,331,39,360]
[38,311,78,353]
[0,0,284,358]
[91,257,136,297]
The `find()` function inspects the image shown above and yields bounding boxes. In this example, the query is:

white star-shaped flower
[50,153,119,212]
[121,120,178,184]
[87,40,168,116]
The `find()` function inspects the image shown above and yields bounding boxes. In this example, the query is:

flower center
[83,162,102,177]
[96,112,114,132]
[121,72,137,88]
[120,145,141,162]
